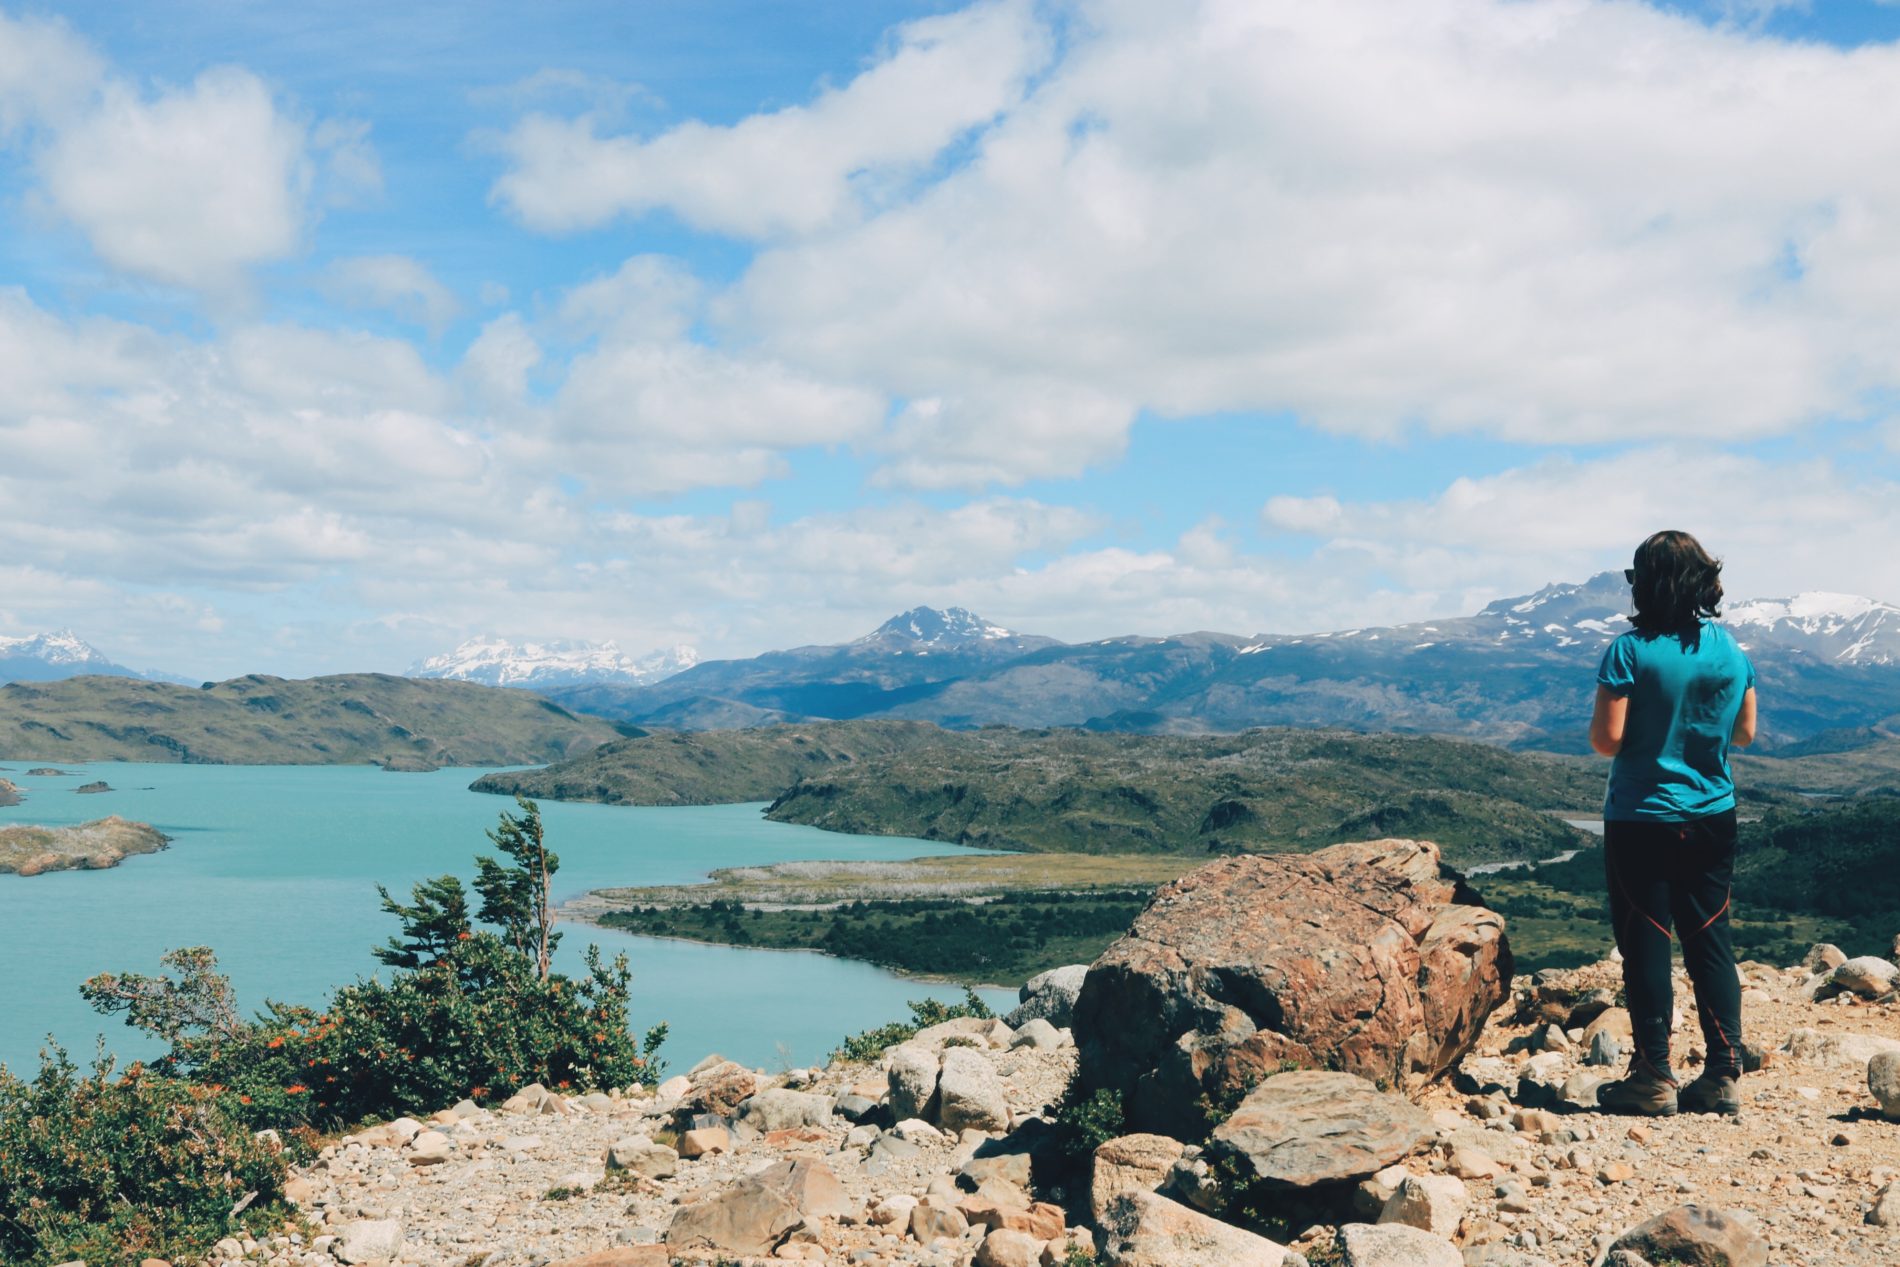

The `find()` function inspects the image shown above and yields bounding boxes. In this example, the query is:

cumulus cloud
[38,66,311,293]
[324,254,461,333]
[1262,448,1900,610]
[0,10,100,137]
[668,0,1900,483]
[488,0,1050,237]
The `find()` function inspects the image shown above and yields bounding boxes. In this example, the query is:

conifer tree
[373,874,471,969]
[474,795,560,979]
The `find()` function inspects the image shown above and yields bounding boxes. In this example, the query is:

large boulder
[1338,1223,1462,1267]
[1073,839,1510,1136]
[664,1158,851,1256]
[1098,1191,1305,1266]
[734,1088,834,1133]
[1006,964,1089,1028]
[1607,1205,1768,1267]
[938,1046,1011,1132]
[1207,1071,1434,1191]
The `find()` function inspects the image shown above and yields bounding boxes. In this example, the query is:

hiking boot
[1597,1070,1679,1116]
[1679,1071,1740,1116]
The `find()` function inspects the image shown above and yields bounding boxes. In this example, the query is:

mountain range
[536,576,1900,753]
[0,631,186,687]
[409,637,699,689]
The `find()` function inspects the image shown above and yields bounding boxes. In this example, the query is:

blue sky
[3,0,1900,679]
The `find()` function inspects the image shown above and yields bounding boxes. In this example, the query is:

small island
[75,781,113,794]
[0,777,21,807]
[26,767,73,777]
[0,817,171,876]
[379,753,442,772]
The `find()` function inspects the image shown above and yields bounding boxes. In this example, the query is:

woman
[1588,530,1757,1117]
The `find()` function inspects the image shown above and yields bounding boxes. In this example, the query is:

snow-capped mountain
[0,630,172,685]
[854,606,1024,650]
[409,638,698,690]
[1726,593,1900,665]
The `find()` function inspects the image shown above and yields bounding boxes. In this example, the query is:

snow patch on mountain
[411,638,699,689]
[855,607,1019,648]
[1727,593,1900,665]
[0,630,169,684]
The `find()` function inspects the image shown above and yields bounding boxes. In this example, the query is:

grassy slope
[762,726,1602,864]
[0,674,622,766]
[469,720,949,806]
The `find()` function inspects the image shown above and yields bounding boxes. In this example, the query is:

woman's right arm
[1590,685,1627,757]
[1731,686,1757,748]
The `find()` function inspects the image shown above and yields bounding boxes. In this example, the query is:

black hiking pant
[1603,809,1743,1081]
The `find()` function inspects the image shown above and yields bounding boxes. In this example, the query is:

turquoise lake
[0,762,1014,1075]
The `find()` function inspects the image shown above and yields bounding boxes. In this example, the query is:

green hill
[468,720,947,805]
[0,674,623,766]
[477,721,1603,864]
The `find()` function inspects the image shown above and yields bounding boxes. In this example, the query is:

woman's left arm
[1590,685,1627,757]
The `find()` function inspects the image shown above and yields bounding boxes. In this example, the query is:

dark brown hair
[1628,529,1723,633]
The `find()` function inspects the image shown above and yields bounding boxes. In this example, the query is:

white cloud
[324,254,461,332]
[1263,448,1900,608]
[0,10,100,138]
[38,66,312,293]
[488,0,1050,237]
[643,0,1900,484]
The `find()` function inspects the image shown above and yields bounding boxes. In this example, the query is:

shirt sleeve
[1742,647,1757,690]
[1597,636,1636,695]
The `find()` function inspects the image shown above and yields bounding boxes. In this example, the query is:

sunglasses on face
[1624,568,1637,584]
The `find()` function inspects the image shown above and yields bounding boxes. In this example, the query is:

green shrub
[1052,1080,1126,1160]
[145,937,667,1131]
[833,989,994,1063]
[0,1047,292,1267]
[84,798,668,1132]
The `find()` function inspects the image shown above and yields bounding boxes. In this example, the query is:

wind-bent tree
[373,874,471,969]
[473,795,561,979]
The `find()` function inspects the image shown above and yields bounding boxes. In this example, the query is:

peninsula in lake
[0,816,170,876]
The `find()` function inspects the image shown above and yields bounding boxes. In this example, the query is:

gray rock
[1608,1204,1768,1267]
[1461,1247,1556,1267]
[1378,1174,1468,1238]
[1871,1051,1900,1121]
[734,1088,835,1132]
[1803,943,1847,973]
[606,1135,678,1178]
[962,1151,1034,1191]
[937,1046,1010,1133]
[333,1219,404,1264]
[1827,956,1899,999]
[1099,1191,1304,1266]
[1339,1222,1462,1267]
[1209,1071,1433,1190]
[1009,1017,1064,1049]
[1584,1031,1622,1067]
[1005,964,1089,1029]
[1091,1133,1186,1224]
[887,1043,941,1122]
[834,1093,880,1123]
[1868,1181,1900,1227]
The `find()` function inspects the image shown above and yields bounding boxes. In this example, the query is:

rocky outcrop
[0,816,170,875]
[0,776,21,806]
[1072,838,1511,1136]
[1098,1191,1305,1266]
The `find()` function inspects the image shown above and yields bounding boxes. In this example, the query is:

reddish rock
[1609,1204,1768,1267]
[1072,838,1511,1136]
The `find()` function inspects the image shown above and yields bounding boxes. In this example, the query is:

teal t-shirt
[1597,620,1756,822]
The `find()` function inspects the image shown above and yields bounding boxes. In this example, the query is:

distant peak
[859,606,1017,646]
[1727,592,1894,624]
[410,636,698,688]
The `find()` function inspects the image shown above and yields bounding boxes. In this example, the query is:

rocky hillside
[0,673,623,766]
[229,837,1900,1267]
[0,816,169,875]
